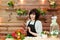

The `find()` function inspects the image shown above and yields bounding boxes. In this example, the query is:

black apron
[27,21,36,37]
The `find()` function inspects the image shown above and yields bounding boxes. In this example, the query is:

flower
[50,1,55,5]
[11,29,26,40]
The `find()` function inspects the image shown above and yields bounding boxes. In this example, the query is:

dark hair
[29,8,40,20]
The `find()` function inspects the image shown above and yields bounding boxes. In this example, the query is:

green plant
[37,9,46,16]
[6,34,13,38]
[50,2,56,8]
[8,1,14,7]
[49,0,56,8]
[5,34,14,40]
[50,30,59,36]
[17,9,27,16]
[41,31,49,35]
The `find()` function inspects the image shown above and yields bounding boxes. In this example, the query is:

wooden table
[24,37,60,40]
[0,37,60,40]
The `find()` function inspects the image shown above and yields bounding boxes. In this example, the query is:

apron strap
[28,20,36,26]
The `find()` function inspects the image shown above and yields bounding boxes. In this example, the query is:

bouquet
[11,29,26,40]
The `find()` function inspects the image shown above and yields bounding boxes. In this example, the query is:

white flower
[49,0,55,5]
[50,2,55,4]
[50,31,54,34]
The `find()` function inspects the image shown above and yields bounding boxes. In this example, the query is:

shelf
[16,15,28,20]
[47,8,59,12]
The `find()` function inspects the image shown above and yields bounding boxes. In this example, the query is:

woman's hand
[28,27,38,36]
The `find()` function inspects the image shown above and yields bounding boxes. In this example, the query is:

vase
[50,16,59,32]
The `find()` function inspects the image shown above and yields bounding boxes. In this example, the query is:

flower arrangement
[49,0,56,8]
[41,31,49,38]
[8,1,14,7]
[16,9,28,16]
[50,30,59,36]
[11,29,26,40]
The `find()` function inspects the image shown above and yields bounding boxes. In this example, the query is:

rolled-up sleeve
[35,20,42,36]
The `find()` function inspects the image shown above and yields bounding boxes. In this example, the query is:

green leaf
[6,34,13,38]
[8,1,14,7]
[37,9,46,16]
[20,34,25,40]
[17,9,27,16]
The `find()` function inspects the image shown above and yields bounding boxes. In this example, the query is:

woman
[26,8,42,37]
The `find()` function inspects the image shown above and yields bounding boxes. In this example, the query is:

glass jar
[50,16,59,33]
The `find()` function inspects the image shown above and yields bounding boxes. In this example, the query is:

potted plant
[16,9,27,16]
[49,0,56,8]
[37,9,46,16]
[8,1,14,8]
[37,9,46,22]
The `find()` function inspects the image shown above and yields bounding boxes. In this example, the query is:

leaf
[8,1,14,7]
[6,34,13,38]
[37,9,46,16]
[17,9,27,16]
[20,34,25,40]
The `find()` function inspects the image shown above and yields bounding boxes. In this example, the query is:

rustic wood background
[0,0,60,37]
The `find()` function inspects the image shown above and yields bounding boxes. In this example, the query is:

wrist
[29,30,31,33]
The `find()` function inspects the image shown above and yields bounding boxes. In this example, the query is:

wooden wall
[0,0,60,36]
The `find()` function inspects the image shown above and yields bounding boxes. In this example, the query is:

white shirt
[26,20,42,36]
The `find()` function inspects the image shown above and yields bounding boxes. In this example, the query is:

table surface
[24,37,60,40]
[0,37,60,40]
